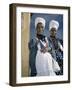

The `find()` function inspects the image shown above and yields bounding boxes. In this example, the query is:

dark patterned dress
[48,36,63,75]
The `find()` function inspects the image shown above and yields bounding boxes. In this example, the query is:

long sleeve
[28,39,37,76]
[58,41,63,51]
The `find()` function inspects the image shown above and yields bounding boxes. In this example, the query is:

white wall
[0,0,72,90]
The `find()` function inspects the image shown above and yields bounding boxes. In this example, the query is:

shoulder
[47,37,51,41]
[29,38,36,44]
[29,38,37,48]
[56,38,63,45]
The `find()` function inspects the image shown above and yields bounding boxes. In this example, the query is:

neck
[36,33,43,35]
[50,35,56,38]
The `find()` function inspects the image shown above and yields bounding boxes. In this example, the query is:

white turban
[35,17,45,28]
[49,20,59,31]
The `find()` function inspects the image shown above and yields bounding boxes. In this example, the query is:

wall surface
[0,0,72,90]
[21,13,30,77]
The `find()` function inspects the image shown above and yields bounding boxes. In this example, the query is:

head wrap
[35,17,45,28]
[49,20,59,31]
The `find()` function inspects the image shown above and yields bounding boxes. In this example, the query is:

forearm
[40,47,48,53]
[58,42,63,52]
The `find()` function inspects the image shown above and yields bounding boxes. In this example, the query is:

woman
[35,17,60,76]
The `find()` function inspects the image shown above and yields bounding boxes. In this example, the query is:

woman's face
[36,23,44,34]
[50,28,57,37]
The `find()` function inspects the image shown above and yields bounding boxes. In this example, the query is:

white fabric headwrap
[49,20,59,31]
[35,17,45,28]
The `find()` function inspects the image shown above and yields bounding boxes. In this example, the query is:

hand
[36,38,39,44]
[40,47,48,53]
